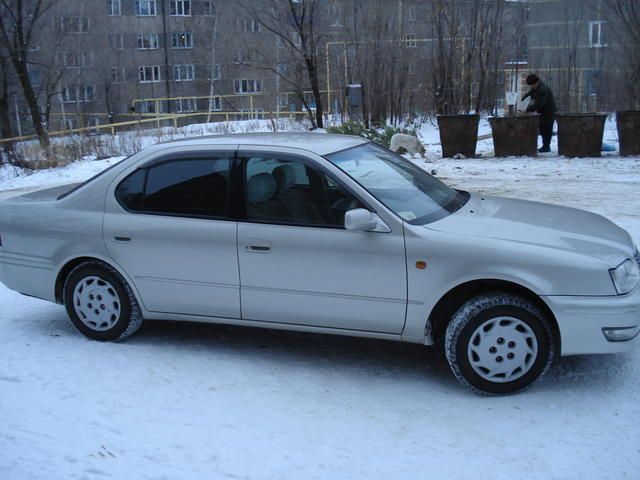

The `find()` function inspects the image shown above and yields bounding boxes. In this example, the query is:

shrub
[326,122,417,148]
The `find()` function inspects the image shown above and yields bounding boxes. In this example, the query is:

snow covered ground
[1,120,639,480]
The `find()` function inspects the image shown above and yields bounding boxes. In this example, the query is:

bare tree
[206,2,221,123]
[603,0,640,108]
[34,31,66,130]
[470,0,506,114]
[429,0,508,115]
[0,0,59,148]
[340,0,413,126]
[0,52,16,161]
[238,0,327,128]
[430,0,466,114]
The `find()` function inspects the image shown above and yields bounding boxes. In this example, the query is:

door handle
[246,240,271,252]
[112,232,133,242]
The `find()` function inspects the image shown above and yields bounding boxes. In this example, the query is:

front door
[237,152,407,334]
[103,150,240,318]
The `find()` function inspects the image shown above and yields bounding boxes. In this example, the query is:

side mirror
[344,208,390,232]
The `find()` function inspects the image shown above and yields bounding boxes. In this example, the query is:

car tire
[445,292,556,395]
[63,261,143,341]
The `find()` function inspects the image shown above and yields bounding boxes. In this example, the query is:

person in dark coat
[522,74,557,153]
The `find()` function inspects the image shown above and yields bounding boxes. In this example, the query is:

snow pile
[0,117,312,185]
[0,157,124,194]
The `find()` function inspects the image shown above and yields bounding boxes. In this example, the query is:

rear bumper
[542,287,640,356]
[0,251,56,302]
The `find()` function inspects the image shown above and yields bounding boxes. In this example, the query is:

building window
[108,33,124,49]
[139,100,164,113]
[108,0,121,16]
[60,85,95,103]
[83,85,95,102]
[137,33,159,49]
[209,64,220,80]
[242,19,261,32]
[111,67,126,83]
[172,32,193,48]
[235,49,258,64]
[56,52,92,68]
[28,66,42,87]
[589,21,606,48]
[135,0,156,16]
[407,6,417,21]
[139,65,161,83]
[584,70,601,95]
[278,93,290,108]
[175,97,198,112]
[234,79,262,94]
[407,62,415,75]
[63,118,78,130]
[170,0,190,16]
[329,3,343,27]
[277,33,301,49]
[405,34,417,48]
[56,17,90,33]
[209,96,221,111]
[240,108,264,120]
[174,64,195,81]
[202,1,214,16]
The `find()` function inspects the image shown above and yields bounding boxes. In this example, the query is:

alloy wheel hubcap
[467,316,538,383]
[73,276,121,331]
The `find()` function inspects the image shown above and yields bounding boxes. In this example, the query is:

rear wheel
[445,292,555,395]
[63,261,143,341]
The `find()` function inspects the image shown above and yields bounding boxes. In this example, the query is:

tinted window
[144,158,230,217]
[245,157,362,227]
[115,169,146,211]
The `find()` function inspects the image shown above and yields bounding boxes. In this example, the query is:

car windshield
[326,142,468,225]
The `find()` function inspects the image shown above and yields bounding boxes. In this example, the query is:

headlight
[609,258,640,295]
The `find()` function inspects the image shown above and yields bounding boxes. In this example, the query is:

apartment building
[8,0,632,138]
[17,0,515,133]
[525,0,625,112]
[41,0,272,128]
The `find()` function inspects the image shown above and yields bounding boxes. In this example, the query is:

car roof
[159,132,369,155]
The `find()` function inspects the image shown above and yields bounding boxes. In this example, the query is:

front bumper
[542,286,640,356]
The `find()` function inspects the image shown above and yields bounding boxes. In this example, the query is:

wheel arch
[54,255,141,307]
[427,279,560,349]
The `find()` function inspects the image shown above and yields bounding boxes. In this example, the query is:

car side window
[115,169,146,211]
[115,158,231,218]
[244,157,362,228]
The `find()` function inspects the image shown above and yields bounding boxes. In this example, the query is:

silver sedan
[1,133,638,394]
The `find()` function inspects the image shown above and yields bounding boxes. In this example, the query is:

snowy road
[1,148,640,479]
[1,287,639,480]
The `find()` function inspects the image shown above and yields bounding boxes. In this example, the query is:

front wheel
[63,261,143,341]
[445,293,556,395]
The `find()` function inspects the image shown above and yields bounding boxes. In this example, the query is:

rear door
[103,148,241,318]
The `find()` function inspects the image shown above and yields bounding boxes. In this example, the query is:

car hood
[426,194,634,265]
